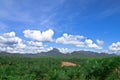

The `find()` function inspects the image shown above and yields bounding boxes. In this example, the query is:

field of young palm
[0,56,120,80]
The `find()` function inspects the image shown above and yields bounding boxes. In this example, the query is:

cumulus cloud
[0,32,19,44]
[85,39,102,49]
[0,32,26,48]
[56,33,85,47]
[23,29,54,42]
[0,30,55,53]
[0,31,51,53]
[56,33,103,49]
[0,32,26,53]
[0,32,47,53]
[109,42,120,53]
[47,47,53,51]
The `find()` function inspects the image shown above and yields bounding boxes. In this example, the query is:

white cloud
[109,42,120,53]
[23,46,45,53]
[0,32,26,53]
[0,32,19,43]
[85,39,102,49]
[0,32,47,53]
[23,41,46,53]
[23,29,54,42]
[56,33,85,47]
[47,47,53,51]
[27,41,43,47]
[56,33,103,49]
[0,31,54,53]
[0,32,26,48]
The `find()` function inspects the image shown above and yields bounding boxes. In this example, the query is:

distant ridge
[0,48,117,57]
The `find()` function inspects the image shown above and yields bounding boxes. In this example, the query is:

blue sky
[0,0,120,54]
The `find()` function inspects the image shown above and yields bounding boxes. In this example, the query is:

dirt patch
[61,61,77,67]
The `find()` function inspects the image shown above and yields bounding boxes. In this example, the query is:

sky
[0,0,120,54]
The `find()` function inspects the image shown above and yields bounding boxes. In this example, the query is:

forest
[0,56,120,80]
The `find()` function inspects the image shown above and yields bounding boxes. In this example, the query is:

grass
[0,56,120,80]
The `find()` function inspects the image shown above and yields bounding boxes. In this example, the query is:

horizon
[0,0,120,54]
[0,48,117,56]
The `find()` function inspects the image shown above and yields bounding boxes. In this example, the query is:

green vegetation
[0,56,120,80]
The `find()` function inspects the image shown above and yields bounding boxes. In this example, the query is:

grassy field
[0,56,120,80]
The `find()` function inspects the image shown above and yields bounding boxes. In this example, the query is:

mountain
[41,48,63,56]
[0,48,117,57]
[69,51,116,58]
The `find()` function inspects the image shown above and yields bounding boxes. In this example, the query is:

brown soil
[61,61,77,67]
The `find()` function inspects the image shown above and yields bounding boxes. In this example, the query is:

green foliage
[0,56,119,80]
